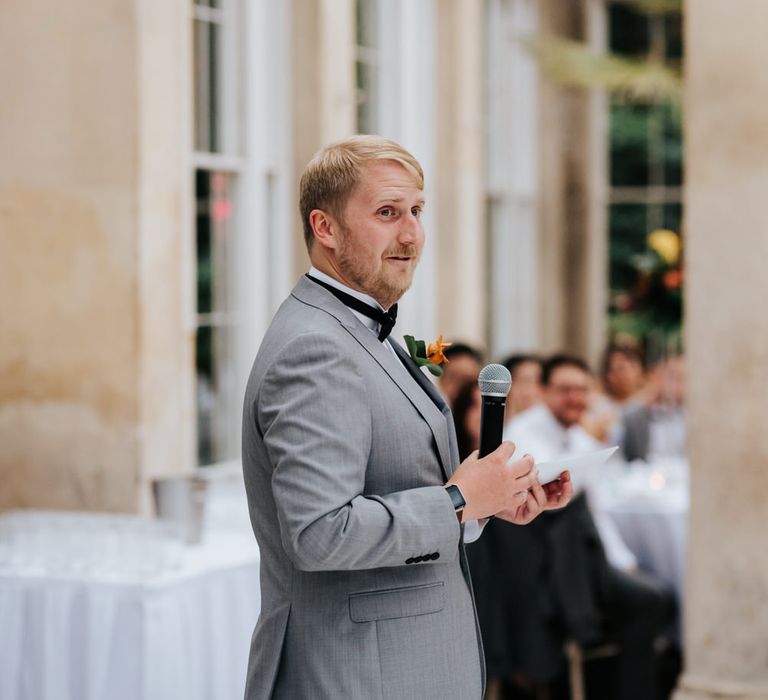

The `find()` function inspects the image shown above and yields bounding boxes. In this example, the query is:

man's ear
[309,209,339,251]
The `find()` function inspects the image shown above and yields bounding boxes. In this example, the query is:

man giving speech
[241,135,572,699]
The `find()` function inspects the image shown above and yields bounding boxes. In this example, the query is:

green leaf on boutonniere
[403,334,445,377]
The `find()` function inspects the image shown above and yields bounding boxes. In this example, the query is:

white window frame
[484,0,539,358]
[191,0,292,467]
[372,0,438,343]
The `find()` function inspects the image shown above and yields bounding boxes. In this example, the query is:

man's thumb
[496,441,516,460]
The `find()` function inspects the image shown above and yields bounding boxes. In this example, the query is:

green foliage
[608,203,684,344]
[523,0,685,348]
[522,34,682,105]
[403,335,444,377]
[631,0,682,14]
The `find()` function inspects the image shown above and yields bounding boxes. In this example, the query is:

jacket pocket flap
[349,582,445,623]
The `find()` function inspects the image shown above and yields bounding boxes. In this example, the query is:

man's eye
[411,207,422,218]
[379,207,394,217]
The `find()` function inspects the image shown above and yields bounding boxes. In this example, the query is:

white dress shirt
[307,268,484,543]
[504,403,638,570]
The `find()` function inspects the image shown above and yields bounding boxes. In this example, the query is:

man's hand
[495,471,573,525]
[446,442,541,522]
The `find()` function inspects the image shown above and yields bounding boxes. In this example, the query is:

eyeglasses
[549,384,589,395]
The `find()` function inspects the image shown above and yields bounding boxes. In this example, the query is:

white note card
[536,446,619,484]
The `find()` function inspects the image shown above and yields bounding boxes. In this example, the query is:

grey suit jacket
[241,276,484,699]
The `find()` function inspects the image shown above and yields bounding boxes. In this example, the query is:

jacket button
[405,557,415,565]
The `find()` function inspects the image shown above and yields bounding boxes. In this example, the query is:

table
[0,474,261,700]
[598,459,689,599]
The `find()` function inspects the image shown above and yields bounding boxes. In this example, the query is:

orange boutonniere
[403,334,453,377]
[426,336,451,365]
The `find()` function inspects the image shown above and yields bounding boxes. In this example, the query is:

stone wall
[0,0,193,512]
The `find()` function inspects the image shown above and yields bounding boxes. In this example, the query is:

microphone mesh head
[477,363,512,398]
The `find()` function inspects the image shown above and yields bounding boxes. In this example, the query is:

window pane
[196,170,233,314]
[356,0,378,134]
[193,19,219,152]
[195,169,237,466]
[609,203,649,293]
[606,5,684,346]
[356,0,378,49]
[663,203,682,233]
[610,102,650,187]
[664,13,683,60]
[608,3,649,57]
[608,203,683,344]
[662,103,683,186]
[196,324,238,465]
[196,170,212,313]
[356,60,378,134]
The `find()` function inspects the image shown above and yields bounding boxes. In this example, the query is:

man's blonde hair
[299,135,424,252]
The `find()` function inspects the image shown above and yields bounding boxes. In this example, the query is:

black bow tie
[306,274,398,342]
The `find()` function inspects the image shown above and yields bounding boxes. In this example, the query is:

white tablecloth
[0,477,260,700]
[598,461,689,599]
[605,494,687,598]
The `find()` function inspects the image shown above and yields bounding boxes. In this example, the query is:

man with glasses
[505,354,636,569]
[490,354,678,700]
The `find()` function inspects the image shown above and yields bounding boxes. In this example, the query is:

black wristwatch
[445,484,466,515]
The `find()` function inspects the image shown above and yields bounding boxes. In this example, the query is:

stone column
[536,0,607,364]
[290,0,356,278]
[0,0,193,512]
[434,0,486,348]
[676,2,768,698]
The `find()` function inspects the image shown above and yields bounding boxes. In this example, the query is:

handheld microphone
[477,364,512,457]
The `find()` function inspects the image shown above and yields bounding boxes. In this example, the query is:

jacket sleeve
[255,331,461,572]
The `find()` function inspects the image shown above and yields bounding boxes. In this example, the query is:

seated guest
[452,379,483,463]
[500,353,543,426]
[584,343,647,444]
[485,354,677,700]
[505,354,636,570]
[623,354,687,462]
[603,343,647,406]
[437,342,483,408]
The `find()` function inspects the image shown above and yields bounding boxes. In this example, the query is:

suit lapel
[391,341,460,479]
[292,278,454,481]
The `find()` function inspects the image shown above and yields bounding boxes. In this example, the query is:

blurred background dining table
[0,467,260,700]
[597,455,689,602]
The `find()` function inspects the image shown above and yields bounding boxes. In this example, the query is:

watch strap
[445,484,466,512]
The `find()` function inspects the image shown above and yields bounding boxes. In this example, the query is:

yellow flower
[426,335,452,365]
[647,229,681,265]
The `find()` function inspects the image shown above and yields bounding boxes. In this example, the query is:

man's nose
[397,214,422,244]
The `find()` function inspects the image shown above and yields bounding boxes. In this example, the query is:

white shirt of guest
[504,403,638,571]
[308,267,484,543]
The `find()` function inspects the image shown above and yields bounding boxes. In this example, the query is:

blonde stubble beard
[335,230,421,310]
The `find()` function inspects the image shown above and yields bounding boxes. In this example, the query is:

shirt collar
[308,267,385,310]
[527,404,577,440]
[308,266,382,335]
